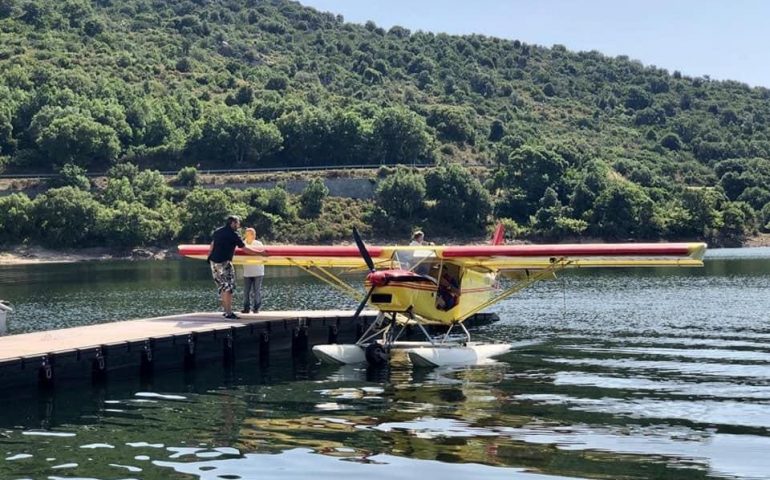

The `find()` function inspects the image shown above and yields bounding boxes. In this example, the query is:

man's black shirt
[208,226,245,263]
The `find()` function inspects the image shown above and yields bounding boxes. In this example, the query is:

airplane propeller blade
[353,227,376,272]
[353,286,375,320]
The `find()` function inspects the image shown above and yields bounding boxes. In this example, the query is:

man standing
[410,231,425,246]
[241,227,265,314]
[208,215,264,319]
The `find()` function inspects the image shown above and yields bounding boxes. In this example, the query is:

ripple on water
[544,356,770,379]
[566,346,770,362]
[152,447,579,480]
[503,426,770,480]
[514,393,770,429]
[552,372,770,399]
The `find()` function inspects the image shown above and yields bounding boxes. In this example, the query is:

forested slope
[0,0,768,246]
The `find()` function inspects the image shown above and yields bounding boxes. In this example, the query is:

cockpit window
[392,249,436,272]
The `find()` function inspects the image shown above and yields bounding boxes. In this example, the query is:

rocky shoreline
[0,246,176,265]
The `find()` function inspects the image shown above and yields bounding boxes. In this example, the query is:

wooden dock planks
[0,310,374,360]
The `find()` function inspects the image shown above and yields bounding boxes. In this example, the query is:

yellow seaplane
[179,226,706,367]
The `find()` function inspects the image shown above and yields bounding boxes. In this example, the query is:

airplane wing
[177,244,397,268]
[179,242,706,270]
[438,242,707,270]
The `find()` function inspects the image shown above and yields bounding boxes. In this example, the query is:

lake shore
[0,245,175,265]
[2,234,768,266]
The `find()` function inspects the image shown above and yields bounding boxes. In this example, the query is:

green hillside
[0,0,769,247]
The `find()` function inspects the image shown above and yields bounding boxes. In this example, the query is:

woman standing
[241,228,265,314]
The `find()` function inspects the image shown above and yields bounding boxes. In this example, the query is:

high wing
[178,244,395,268]
[178,242,706,270]
[440,242,707,270]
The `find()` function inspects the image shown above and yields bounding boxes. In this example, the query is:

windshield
[392,250,441,280]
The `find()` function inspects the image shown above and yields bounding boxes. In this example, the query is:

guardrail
[0,163,462,180]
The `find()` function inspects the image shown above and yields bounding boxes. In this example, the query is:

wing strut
[289,260,364,300]
[457,258,572,323]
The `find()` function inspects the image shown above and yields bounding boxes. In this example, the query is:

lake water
[1,248,769,479]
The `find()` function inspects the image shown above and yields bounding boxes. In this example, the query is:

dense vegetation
[1,0,769,246]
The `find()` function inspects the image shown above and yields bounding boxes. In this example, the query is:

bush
[48,163,90,190]
[181,188,249,242]
[299,178,329,218]
[174,166,199,187]
[660,132,683,151]
[426,163,492,232]
[31,187,106,247]
[375,167,426,220]
[107,162,139,181]
[103,201,174,247]
[0,193,32,244]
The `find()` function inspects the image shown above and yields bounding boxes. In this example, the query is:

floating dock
[0,310,499,389]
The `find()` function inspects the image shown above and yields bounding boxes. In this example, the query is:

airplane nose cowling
[367,271,390,287]
[366,270,437,287]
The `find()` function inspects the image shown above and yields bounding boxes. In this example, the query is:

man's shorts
[210,261,236,294]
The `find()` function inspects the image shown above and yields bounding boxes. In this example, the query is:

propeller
[353,227,375,273]
[354,285,376,319]
[350,228,437,322]
[352,227,376,321]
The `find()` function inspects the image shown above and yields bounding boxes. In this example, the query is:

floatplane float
[179,225,706,367]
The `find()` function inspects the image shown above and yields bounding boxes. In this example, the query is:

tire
[364,343,389,367]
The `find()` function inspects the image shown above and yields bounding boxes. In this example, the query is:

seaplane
[179,225,706,367]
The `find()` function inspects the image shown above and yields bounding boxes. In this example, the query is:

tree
[182,188,248,241]
[532,187,587,238]
[299,178,329,218]
[31,187,105,247]
[102,176,135,205]
[186,106,282,166]
[426,105,476,144]
[496,145,567,208]
[371,107,432,164]
[174,166,199,187]
[591,182,655,238]
[107,162,139,182]
[375,167,426,220]
[489,120,505,142]
[737,186,770,211]
[425,163,492,232]
[103,201,172,247]
[20,1,48,26]
[667,188,724,238]
[760,202,770,232]
[0,103,14,156]
[494,186,530,224]
[0,193,32,244]
[0,0,16,19]
[48,163,90,190]
[660,132,683,151]
[132,169,170,208]
[718,201,757,246]
[264,185,296,219]
[624,86,652,110]
[719,171,751,200]
[35,113,120,169]
[265,75,289,91]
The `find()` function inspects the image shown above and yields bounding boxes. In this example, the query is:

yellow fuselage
[365,265,496,325]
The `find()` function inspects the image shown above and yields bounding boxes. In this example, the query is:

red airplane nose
[367,270,389,287]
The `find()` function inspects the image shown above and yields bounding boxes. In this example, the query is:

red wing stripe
[442,244,694,258]
[179,245,385,257]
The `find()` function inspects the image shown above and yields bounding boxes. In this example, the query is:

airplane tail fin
[490,223,505,245]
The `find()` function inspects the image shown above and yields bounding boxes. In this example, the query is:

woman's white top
[243,240,265,277]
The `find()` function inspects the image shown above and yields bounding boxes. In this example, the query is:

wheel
[364,343,390,367]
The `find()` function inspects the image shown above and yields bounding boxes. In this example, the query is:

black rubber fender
[364,343,390,366]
